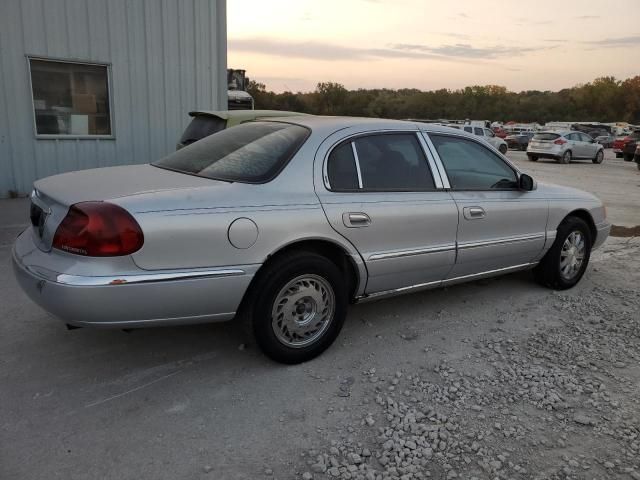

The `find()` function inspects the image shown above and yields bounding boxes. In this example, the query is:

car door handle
[463,206,485,220]
[343,212,371,228]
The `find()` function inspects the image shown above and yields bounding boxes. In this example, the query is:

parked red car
[492,127,508,139]
[613,132,640,160]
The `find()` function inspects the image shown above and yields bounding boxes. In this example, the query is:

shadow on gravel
[610,225,640,237]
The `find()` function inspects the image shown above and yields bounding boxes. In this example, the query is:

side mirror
[519,173,536,191]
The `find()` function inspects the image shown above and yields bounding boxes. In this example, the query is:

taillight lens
[52,202,144,256]
[554,138,567,145]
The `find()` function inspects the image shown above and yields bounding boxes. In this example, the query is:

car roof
[253,115,482,138]
[189,110,309,120]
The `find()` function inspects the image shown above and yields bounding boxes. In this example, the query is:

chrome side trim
[458,233,545,250]
[442,262,537,284]
[351,141,364,189]
[369,243,456,261]
[355,262,538,303]
[415,132,444,189]
[24,264,246,287]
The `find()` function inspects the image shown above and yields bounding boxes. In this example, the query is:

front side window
[484,128,495,137]
[29,58,111,136]
[155,122,310,183]
[326,133,435,191]
[429,134,518,190]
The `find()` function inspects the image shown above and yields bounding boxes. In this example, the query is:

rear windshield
[179,116,226,146]
[533,133,560,141]
[156,121,310,183]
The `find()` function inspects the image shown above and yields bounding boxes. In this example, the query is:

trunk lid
[30,164,218,251]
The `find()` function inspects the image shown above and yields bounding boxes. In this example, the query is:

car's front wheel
[592,150,604,164]
[528,155,538,161]
[534,216,592,290]
[248,251,347,364]
[498,144,507,154]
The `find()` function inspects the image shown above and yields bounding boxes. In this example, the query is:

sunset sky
[227,0,640,93]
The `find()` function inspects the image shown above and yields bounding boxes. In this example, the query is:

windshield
[156,121,310,183]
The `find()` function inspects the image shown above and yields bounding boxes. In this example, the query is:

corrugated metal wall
[0,0,227,198]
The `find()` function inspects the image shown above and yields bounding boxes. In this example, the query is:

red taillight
[52,202,144,256]
[554,138,567,145]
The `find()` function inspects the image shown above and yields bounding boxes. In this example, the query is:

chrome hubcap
[560,231,586,280]
[271,274,335,348]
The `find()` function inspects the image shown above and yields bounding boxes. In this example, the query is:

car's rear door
[425,132,548,278]
[315,129,458,294]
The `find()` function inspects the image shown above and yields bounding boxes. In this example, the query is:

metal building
[0,0,227,198]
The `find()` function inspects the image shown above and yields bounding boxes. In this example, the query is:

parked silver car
[13,117,610,363]
[527,131,604,164]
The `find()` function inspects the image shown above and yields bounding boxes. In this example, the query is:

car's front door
[579,133,597,158]
[315,131,459,294]
[425,132,549,278]
[567,133,586,158]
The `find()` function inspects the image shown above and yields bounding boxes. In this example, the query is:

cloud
[584,35,640,47]
[391,43,550,59]
[229,37,552,63]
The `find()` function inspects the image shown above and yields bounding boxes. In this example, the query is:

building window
[28,58,112,137]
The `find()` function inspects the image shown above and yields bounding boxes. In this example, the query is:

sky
[227,0,640,93]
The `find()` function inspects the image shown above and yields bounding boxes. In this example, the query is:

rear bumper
[12,230,257,328]
[527,151,560,160]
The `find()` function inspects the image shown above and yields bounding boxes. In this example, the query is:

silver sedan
[13,117,610,363]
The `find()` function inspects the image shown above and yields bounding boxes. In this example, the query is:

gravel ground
[1,150,639,480]
[290,237,640,480]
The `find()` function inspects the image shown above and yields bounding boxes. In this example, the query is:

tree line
[247,76,640,124]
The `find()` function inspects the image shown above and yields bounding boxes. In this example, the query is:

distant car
[594,134,615,148]
[458,125,508,154]
[527,131,604,164]
[613,132,640,159]
[492,126,508,139]
[621,132,640,162]
[505,132,535,151]
[177,110,308,149]
[13,117,610,364]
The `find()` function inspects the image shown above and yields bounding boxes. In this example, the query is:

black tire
[534,216,592,290]
[528,155,538,162]
[559,150,571,164]
[592,150,604,164]
[247,251,347,364]
[637,161,640,171]
[520,143,527,151]
[499,144,507,154]
[615,152,622,158]
[623,154,634,162]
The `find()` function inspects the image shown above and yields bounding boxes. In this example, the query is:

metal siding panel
[107,0,134,166]
[0,35,16,196]
[179,0,196,112]
[144,0,165,162]
[2,1,37,195]
[86,0,110,60]
[43,0,69,56]
[125,1,149,166]
[194,0,211,109]
[20,0,48,55]
[64,0,90,59]
[162,0,183,154]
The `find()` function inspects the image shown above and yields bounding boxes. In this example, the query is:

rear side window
[179,116,226,146]
[474,127,483,136]
[430,134,517,190]
[326,133,435,191]
[463,126,472,133]
[156,122,310,183]
[533,133,560,141]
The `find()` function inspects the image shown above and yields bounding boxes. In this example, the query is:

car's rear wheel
[528,155,538,161]
[559,150,571,164]
[615,152,622,158]
[623,153,634,162]
[498,144,507,154]
[520,144,527,151]
[534,216,592,290]
[248,251,347,364]
[592,150,604,164]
